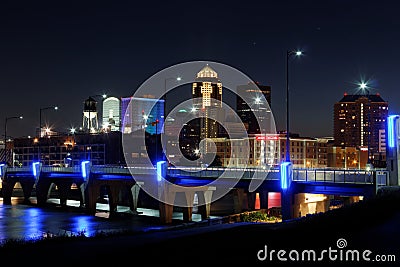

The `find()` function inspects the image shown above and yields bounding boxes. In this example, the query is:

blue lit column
[387,115,400,185]
[281,161,293,220]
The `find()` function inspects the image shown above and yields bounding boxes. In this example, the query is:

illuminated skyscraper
[192,65,223,139]
[102,96,121,132]
[333,93,388,166]
[236,82,272,134]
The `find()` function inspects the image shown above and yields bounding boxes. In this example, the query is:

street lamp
[281,49,302,221]
[285,50,303,162]
[4,115,23,166]
[39,106,58,137]
[359,81,372,168]
[163,77,181,163]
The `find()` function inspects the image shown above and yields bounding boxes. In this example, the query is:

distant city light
[359,82,367,89]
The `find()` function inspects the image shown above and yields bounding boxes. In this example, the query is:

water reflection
[0,197,202,243]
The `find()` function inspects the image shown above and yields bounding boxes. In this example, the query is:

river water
[0,197,208,243]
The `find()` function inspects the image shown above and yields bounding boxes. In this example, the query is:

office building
[192,64,223,139]
[121,96,164,135]
[236,82,272,134]
[102,96,121,132]
[333,93,388,166]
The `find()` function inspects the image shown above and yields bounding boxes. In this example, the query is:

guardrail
[1,165,389,186]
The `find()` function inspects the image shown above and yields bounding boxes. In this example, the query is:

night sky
[1,0,400,139]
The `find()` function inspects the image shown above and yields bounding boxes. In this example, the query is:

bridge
[0,163,389,223]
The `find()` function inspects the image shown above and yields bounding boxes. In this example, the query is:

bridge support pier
[1,179,16,205]
[35,180,53,206]
[233,188,245,213]
[259,190,269,210]
[197,189,214,220]
[85,178,136,217]
[247,191,256,210]
[281,190,294,220]
[129,182,143,214]
[57,181,73,207]
[158,182,216,224]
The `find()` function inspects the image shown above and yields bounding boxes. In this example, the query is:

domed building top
[196,64,218,79]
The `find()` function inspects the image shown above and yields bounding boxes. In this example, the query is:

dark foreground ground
[1,187,400,266]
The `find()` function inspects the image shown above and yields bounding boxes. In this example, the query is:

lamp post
[39,106,58,137]
[359,82,372,168]
[281,49,302,222]
[163,77,181,163]
[285,50,303,162]
[4,115,23,166]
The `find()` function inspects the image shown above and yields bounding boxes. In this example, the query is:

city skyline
[1,1,400,139]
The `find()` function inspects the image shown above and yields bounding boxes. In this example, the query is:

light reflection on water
[0,197,176,243]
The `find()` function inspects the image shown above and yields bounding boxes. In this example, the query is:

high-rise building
[102,96,121,132]
[121,96,164,135]
[333,93,388,165]
[236,82,272,134]
[192,65,223,139]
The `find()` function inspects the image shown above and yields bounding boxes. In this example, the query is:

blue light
[280,161,292,190]
[32,162,40,178]
[0,163,5,176]
[81,161,90,179]
[156,161,166,182]
[388,115,399,148]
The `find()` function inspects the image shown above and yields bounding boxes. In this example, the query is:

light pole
[163,77,181,163]
[285,50,303,162]
[39,106,58,137]
[4,115,23,166]
[281,49,302,222]
[359,82,372,168]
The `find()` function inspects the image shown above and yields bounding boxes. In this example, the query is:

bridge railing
[91,166,132,174]
[167,167,278,180]
[41,166,81,173]
[2,165,390,186]
[3,166,31,173]
[292,168,389,186]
